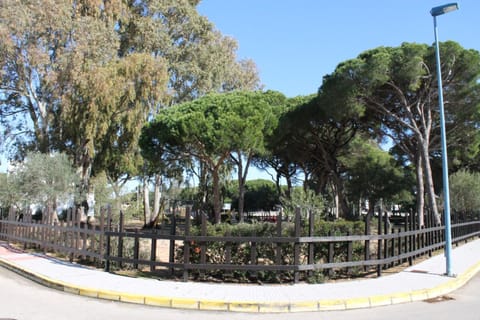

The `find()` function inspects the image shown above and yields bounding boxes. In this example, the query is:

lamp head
[430,3,459,16]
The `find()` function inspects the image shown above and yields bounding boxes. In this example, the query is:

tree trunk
[212,168,221,224]
[197,162,209,212]
[152,174,162,218]
[143,177,152,225]
[415,149,425,228]
[333,190,339,220]
[419,139,441,225]
[330,173,350,219]
[232,150,253,223]
[238,180,246,223]
[236,155,246,223]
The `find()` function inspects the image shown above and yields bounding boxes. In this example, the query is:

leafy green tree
[226,179,280,213]
[0,0,169,203]
[448,170,480,218]
[59,53,168,193]
[280,187,324,220]
[1,1,258,198]
[271,92,364,218]
[118,0,262,223]
[141,91,279,223]
[342,137,413,217]
[321,42,480,226]
[255,96,308,198]
[229,90,286,221]
[118,0,261,103]
[0,0,76,155]
[8,152,79,220]
[0,172,15,207]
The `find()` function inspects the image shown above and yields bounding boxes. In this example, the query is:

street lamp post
[430,2,458,277]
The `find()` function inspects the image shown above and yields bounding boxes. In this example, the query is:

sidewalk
[0,239,479,313]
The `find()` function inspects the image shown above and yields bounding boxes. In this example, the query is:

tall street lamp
[430,2,458,277]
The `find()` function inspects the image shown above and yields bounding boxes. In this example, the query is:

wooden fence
[1,206,479,283]
[0,206,107,264]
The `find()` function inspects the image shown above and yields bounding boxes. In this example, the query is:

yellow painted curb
[258,302,290,313]
[318,299,346,311]
[228,302,260,313]
[198,300,229,311]
[119,293,145,304]
[98,290,121,301]
[170,297,199,309]
[79,288,99,298]
[390,292,412,304]
[289,301,319,312]
[144,296,172,308]
[409,289,429,302]
[345,297,371,309]
[369,295,393,307]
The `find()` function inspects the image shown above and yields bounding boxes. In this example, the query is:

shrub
[177,217,365,283]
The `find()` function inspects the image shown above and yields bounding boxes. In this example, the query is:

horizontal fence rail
[1,205,479,283]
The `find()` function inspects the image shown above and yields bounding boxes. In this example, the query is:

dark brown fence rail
[1,206,479,283]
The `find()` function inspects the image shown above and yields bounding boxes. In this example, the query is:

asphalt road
[0,266,479,320]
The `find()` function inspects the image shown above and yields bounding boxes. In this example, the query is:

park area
[1,1,480,288]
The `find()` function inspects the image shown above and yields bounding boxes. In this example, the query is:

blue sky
[198,0,479,97]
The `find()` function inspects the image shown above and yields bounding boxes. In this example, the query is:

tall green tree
[448,170,480,218]
[255,95,307,198]
[58,53,168,194]
[321,42,480,225]
[118,0,261,103]
[271,91,365,218]
[141,91,280,223]
[342,137,413,217]
[7,152,79,221]
[0,0,168,197]
[118,0,262,222]
[1,0,259,216]
[229,90,286,221]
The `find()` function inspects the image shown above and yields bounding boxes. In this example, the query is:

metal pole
[433,15,454,277]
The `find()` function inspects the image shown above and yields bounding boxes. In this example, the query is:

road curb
[1,255,480,313]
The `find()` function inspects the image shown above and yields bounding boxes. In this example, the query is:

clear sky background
[197,0,479,98]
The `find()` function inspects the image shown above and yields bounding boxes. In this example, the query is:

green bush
[177,218,366,283]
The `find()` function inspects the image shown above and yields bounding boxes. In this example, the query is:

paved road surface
[1,266,479,320]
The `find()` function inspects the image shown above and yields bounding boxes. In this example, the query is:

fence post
[347,231,352,275]
[199,212,206,279]
[364,213,371,272]
[383,213,389,269]
[377,208,383,277]
[308,209,315,278]
[182,207,191,282]
[169,206,177,276]
[225,229,232,279]
[104,206,112,272]
[328,230,334,277]
[117,211,124,269]
[133,230,139,270]
[81,216,88,261]
[250,230,258,280]
[275,208,283,278]
[150,232,157,273]
[99,207,105,267]
[293,207,301,283]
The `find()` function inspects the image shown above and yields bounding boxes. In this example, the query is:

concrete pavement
[0,239,479,313]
